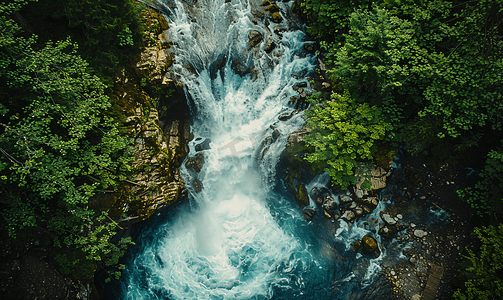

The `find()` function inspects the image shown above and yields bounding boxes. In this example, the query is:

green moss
[267,3,280,12]
[271,12,283,23]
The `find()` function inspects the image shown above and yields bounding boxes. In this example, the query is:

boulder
[193,178,203,193]
[271,129,281,142]
[303,207,316,221]
[310,186,328,205]
[414,229,428,238]
[323,194,338,212]
[271,12,283,23]
[295,183,310,208]
[361,235,378,254]
[352,241,361,252]
[195,138,211,151]
[248,30,263,48]
[267,3,280,12]
[339,194,353,204]
[264,38,276,53]
[381,213,397,225]
[278,111,294,121]
[185,153,205,172]
[341,210,355,222]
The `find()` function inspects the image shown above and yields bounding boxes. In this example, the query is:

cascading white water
[122,0,324,299]
[113,0,410,299]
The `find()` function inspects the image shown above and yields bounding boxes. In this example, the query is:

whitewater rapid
[108,0,406,299]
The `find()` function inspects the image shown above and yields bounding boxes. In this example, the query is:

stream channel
[102,0,405,298]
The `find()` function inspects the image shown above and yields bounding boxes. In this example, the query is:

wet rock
[396,214,403,220]
[271,12,283,23]
[323,194,338,214]
[323,210,332,219]
[361,235,378,254]
[339,194,352,204]
[294,81,308,89]
[379,225,397,238]
[185,153,205,172]
[354,187,365,199]
[341,210,355,222]
[248,30,263,48]
[295,183,309,208]
[278,111,294,121]
[362,205,372,214]
[355,207,363,216]
[303,207,316,221]
[381,213,397,225]
[193,178,203,193]
[272,129,281,141]
[349,201,357,209]
[310,187,328,205]
[264,38,276,53]
[414,229,428,238]
[195,138,211,151]
[352,241,361,252]
[267,3,280,12]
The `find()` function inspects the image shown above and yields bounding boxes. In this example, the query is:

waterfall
[104,0,402,299]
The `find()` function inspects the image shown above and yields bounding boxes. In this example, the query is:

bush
[303,91,389,189]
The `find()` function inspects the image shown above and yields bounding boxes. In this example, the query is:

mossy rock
[267,3,280,12]
[271,12,283,23]
[361,235,378,253]
[378,225,398,239]
[295,183,309,208]
[262,0,271,6]
[352,241,361,252]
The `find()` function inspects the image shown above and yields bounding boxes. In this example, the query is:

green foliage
[118,26,134,47]
[303,91,389,189]
[458,145,503,217]
[0,1,134,277]
[20,0,141,79]
[319,1,503,154]
[295,0,372,47]
[454,224,503,299]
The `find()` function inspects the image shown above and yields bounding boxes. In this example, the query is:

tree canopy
[0,0,135,278]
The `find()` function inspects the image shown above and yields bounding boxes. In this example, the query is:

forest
[296,0,503,298]
[0,0,502,299]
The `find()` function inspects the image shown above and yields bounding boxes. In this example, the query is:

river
[101,0,398,298]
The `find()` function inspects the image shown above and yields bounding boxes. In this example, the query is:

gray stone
[339,194,352,204]
[396,214,403,220]
[303,207,316,221]
[195,138,211,151]
[414,229,428,238]
[382,213,397,225]
[271,129,281,141]
[341,210,355,222]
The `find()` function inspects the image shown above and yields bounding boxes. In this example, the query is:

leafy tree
[323,1,503,152]
[0,1,134,277]
[454,224,503,300]
[458,144,503,217]
[303,91,389,189]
